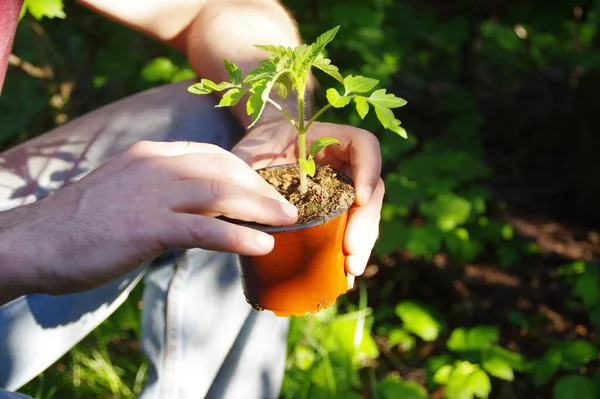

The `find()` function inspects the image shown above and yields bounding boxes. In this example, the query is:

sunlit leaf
[326,88,352,108]
[141,57,176,82]
[246,79,270,127]
[313,58,344,83]
[299,158,316,177]
[273,72,294,99]
[343,75,379,94]
[466,369,492,398]
[314,25,340,52]
[223,59,242,85]
[387,328,416,352]
[395,300,442,341]
[309,137,341,158]
[217,88,246,107]
[355,97,370,119]
[368,89,407,108]
[24,0,66,19]
[482,351,514,381]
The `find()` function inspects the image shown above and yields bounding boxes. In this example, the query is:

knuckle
[126,140,155,157]
[208,179,226,202]
[188,216,210,242]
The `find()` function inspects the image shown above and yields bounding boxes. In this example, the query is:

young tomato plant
[188,26,407,193]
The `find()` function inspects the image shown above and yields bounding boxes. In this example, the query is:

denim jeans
[0,81,289,399]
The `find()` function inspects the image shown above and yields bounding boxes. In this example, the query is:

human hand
[232,119,384,288]
[0,141,297,298]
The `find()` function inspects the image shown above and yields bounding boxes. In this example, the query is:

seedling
[188,26,407,194]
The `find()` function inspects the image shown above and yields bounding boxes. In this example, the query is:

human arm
[0,141,297,305]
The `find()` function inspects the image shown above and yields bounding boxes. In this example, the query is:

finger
[126,140,229,158]
[160,213,275,256]
[164,179,298,225]
[153,152,291,203]
[344,179,385,276]
[308,123,382,206]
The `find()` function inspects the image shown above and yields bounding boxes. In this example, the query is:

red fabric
[0,0,23,94]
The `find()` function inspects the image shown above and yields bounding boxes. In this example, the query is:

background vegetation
[5,0,600,397]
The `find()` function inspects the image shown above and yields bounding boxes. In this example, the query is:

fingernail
[255,233,274,250]
[281,202,298,219]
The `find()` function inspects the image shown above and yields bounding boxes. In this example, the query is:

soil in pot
[239,164,356,317]
[258,164,355,224]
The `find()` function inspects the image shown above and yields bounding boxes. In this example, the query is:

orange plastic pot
[237,165,355,317]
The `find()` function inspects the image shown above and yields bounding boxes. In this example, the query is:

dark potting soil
[259,164,355,224]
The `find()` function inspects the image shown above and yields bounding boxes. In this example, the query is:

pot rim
[221,163,355,234]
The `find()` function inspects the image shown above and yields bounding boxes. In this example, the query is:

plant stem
[266,98,298,129]
[304,103,332,133]
[298,89,308,194]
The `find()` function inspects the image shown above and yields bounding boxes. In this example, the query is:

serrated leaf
[395,300,442,341]
[246,79,270,127]
[253,44,288,57]
[299,158,316,177]
[244,60,276,84]
[223,59,242,85]
[309,137,341,158]
[315,26,340,50]
[25,0,66,19]
[554,375,597,399]
[273,72,294,99]
[482,351,514,381]
[313,58,344,83]
[368,89,408,108]
[355,97,370,119]
[373,102,397,129]
[188,79,232,95]
[343,75,379,94]
[217,88,246,107]
[326,88,352,108]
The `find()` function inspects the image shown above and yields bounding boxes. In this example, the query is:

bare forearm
[0,205,40,304]
[77,0,305,127]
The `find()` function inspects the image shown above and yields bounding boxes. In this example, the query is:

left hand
[232,118,384,288]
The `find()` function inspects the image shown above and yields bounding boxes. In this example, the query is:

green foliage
[395,300,443,342]
[21,0,66,20]
[186,26,406,189]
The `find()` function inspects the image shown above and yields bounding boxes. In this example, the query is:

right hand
[2,141,297,296]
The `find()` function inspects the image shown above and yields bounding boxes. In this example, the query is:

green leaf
[368,89,408,108]
[444,361,482,399]
[253,44,288,57]
[343,75,379,94]
[420,193,473,232]
[223,59,242,85]
[395,300,442,342]
[314,26,340,52]
[246,79,270,127]
[293,345,315,371]
[559,340,598,370]
[355,97,370,119]
[188,79,232,95]
[466,369,492,398]
[482,351,514,381]
[313,58,344,83]
[141,57,176,82]
[573,276,600,307]
[24,0,66,19]
[554,375,597,399]
[244,60,277,84]
[309,137,341,158]
[378,376,428,399]
[326,88,352,108]
[531,349,562,386]
[432,364,453,385]
[448,326,499,352]
[217,88,246,108]
[273,72,294,99]
[387,328,416,352]
[299,158,316,177]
